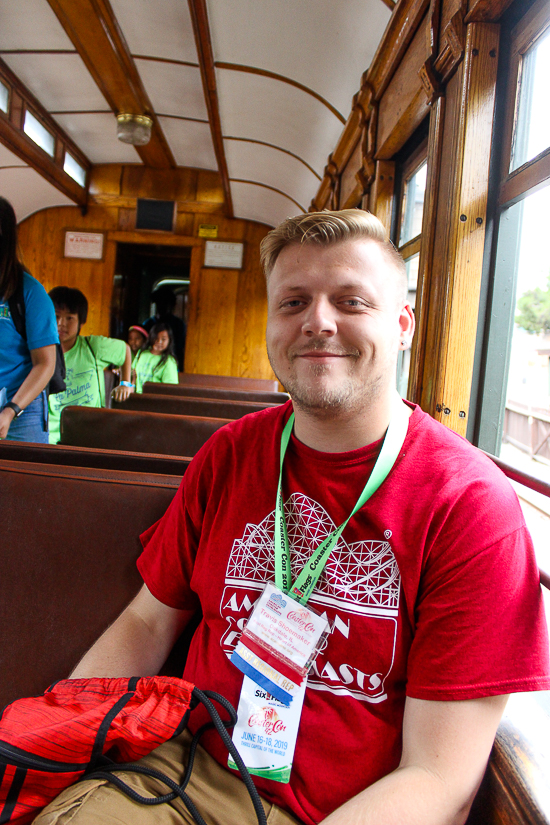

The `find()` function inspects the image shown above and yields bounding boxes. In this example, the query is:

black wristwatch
[3,401,23,418]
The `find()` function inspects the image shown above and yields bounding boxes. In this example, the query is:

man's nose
[301,298,337,336]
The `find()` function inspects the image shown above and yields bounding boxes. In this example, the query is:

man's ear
[399,303,415,343]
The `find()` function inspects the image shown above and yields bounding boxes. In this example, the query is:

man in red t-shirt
[38,210,550,825]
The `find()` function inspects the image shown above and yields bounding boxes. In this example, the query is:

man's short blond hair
[260,209,408,302]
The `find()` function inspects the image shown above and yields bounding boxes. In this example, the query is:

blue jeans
[5,390,49,443]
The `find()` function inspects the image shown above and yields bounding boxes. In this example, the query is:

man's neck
[291,393,405,453]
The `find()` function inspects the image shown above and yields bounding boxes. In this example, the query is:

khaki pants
[34,730,302,825]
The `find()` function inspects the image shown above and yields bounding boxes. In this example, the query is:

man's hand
[322,693,508,825]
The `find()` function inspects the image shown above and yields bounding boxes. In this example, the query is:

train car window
[63,152,87,187]
[0,79,8,113]
[23,109,55,157]
[476,0,550,582]
[393,140,428,399]
[509,25,550,173]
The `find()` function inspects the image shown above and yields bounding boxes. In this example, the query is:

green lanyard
[274,397,410,605]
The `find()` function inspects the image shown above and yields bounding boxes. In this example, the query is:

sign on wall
[204,240,244,269]
[64,231,105,260]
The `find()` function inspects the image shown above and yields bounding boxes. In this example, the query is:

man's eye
[281,299,304,308]
[341,299,364,308]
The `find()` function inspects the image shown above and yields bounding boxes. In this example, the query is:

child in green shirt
[133,323,179,393]
[48,287,133,443]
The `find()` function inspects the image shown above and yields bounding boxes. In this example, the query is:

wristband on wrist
[119,381,135,388]
[3,401,24,418]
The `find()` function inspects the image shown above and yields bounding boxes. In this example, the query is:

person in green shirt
[133,323,179,393]
[48,287,133,443]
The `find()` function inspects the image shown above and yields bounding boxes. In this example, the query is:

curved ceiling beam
[46,0,176,169]
[224,136,322,181]
[230,179,306,213]
[188,0,232,217]
[215,63,346,125]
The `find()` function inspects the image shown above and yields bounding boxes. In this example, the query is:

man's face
[265,239,414,415]
[55,307,80,350]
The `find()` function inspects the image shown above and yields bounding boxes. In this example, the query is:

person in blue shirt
[0,196,58,442]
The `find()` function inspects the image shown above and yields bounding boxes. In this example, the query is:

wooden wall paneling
[230,222,274,380]
[18,205,119,336]
[368,160,396,233]
[186,267,239,376]
[407,96,445,403]
[465,0,515,24]
[420,23,500,435]
[376,14,432,158]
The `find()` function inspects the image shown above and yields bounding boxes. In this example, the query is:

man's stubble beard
[267,345,384,417]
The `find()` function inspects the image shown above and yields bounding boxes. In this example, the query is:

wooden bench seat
[59,406,231,455]
[0,459,183,709]
[143,381,289,405]
[179,372,279,392]
[0,439,191,476]
[113,392,276,419]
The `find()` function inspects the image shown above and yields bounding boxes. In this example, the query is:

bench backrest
[0,440,191,476]
[113,393,276,419]
[0,459,181,708]
[59,406,230,455]
[143,382,288,405]
[179,372,279,392]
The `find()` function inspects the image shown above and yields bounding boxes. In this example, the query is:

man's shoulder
[191,400,292,468]
[406,405,514,495]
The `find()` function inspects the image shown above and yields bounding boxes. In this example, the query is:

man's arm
[70,584,195,678]
[322,693,508,825]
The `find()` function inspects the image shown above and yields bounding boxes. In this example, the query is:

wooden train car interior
[1,0,550,822]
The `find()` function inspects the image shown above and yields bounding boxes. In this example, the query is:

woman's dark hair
[146,322,175,371]
[48,286,88,327]
[0,196,25,301]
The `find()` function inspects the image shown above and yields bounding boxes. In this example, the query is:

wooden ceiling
[0,0,394,225]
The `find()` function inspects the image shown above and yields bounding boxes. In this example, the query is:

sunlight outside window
[399,162,427,246]
[0,80,8,114]
[23,110,55,157]
[510,27,550,172]
[63,152,86,187]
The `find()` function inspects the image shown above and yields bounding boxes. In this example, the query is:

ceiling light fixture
[116,113,153,146]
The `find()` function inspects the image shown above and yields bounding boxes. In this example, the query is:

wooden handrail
[483,451,550,591]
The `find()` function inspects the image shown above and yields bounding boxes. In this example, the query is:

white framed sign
[204,240,244,269]
[64,231,105,260]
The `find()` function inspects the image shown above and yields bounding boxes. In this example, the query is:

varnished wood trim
[367,0,431,101]
[499,148,550,207]
[379,0,397,10]
[465,0,515,24]
[132,54,199,69]
[229,179,305,212]
[46,0,176,169]
[157,113,209,124]
[90,192,224,214]
[215,62,346,124]
[187,0,232,216]
[108,230,202,246]
[224,136,322,180]
[399,235,422,260]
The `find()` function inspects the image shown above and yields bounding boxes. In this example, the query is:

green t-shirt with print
[134,350,179,393]
[48,335,126,444]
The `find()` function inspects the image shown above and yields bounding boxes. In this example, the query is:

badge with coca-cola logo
[231,582,329,706]
[228,674,306,783]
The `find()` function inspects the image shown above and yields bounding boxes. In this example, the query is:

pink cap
[128,325,148,338]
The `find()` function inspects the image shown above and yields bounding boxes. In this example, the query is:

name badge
[231,582,328,705]
[228,675,306,783]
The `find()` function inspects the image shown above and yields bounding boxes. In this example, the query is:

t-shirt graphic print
[219,491,400,704]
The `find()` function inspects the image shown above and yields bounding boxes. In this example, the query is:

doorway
[110,243,191,340]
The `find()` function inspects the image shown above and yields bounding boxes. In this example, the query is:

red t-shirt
[138,402,550,824]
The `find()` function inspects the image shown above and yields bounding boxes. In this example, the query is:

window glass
[63,152,86,187]
[399,162,427,246]
[510,27,550,172]
[501,185,550,479]
[0,80,8,114]
[23,110,55,157]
